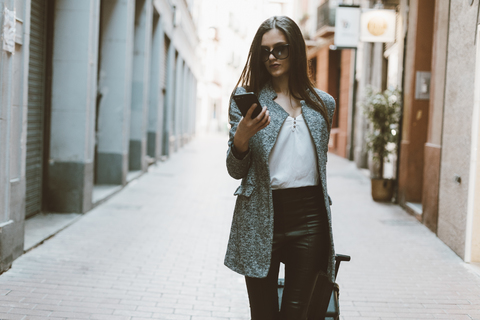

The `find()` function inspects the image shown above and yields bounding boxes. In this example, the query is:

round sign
[367,16,388,36]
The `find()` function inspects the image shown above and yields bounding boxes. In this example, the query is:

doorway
[26,0,53,218]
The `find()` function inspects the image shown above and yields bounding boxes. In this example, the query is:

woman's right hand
[234,104,271,153]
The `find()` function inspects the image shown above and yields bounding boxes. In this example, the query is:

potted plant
[362,86,401,201]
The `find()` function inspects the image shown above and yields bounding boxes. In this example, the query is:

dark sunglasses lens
[274,45,289,60]
[261,49,270,62]
[261,45,289,61]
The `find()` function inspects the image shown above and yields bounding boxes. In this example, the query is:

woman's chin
[269,70,287,78]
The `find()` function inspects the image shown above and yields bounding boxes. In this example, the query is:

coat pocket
[234,184,255,197]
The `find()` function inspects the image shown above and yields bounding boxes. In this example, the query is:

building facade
[301,0,480,267]
[399,0,480,265]
[296,0,406,163]
[0,0,198,272]
[299,0,356,159]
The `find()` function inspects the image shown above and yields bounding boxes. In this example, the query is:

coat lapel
[256,83,288,161]
[301,100,328,152]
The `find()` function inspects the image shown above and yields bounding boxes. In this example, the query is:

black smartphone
[233,92,263,119]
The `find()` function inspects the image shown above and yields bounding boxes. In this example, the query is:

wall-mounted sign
[334,6,361,48]
[360,9,396,43]
[415,71,431,100]
[3,7,16,53]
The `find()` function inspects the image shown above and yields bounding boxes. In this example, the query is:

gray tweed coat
[224,82,336,283]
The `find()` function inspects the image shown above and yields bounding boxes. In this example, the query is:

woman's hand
[234,104,271,153]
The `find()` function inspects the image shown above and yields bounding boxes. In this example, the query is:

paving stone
[0,135,479,320]
[329,153,480,319]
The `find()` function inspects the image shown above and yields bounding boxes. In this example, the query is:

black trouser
[245,185,329,320]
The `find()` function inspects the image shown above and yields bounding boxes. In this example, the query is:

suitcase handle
[334,254,351,280]
[335,254,351,262]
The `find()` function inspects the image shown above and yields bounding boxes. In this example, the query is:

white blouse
[269,114,319,190]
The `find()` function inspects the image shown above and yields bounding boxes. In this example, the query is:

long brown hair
[233,16,331,131]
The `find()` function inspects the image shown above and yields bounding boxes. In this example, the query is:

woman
[225,16,336,319]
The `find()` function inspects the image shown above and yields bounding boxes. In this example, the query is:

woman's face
[261,28,290,78]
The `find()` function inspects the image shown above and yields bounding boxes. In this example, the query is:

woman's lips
[270,63,280,68]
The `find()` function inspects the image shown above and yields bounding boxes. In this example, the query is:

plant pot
[371,178,394,202]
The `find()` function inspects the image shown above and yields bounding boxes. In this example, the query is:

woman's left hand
[234,104,271,153]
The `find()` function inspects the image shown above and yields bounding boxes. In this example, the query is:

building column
[47,0,101,213]
[422,0,449,232]
[468,24,480,263]
[398,0,435,205]
[129,0,152,171]
[147,11,164,160]
[188,70,195,138]
[315,46,341,152]
[173,55,184,152]
[368,42,388,177]
[354,41,372,169]
[192,76,198,135]
[370,43,387,91]
[337,49,353,158]
[346,49,357,160]
[96,0,135,185]
[162,44,175,157]
[0,0,29,270]
[181,64,189,145]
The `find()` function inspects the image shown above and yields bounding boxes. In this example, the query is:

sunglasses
[261,44,290,62]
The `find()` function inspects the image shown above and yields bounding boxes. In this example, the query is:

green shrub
[362,86,402,179]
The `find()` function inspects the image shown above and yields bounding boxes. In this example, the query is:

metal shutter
[26,0,47,217]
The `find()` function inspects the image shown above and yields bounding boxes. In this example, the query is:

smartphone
[233,92,263,119]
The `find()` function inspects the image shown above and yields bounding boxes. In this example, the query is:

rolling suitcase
[277,253,351,320]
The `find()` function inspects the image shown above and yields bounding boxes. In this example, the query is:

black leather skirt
[272,185,328,255]
[245,185,330,320]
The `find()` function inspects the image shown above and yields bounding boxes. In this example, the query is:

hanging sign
[360,9,396,43]
[334,6,361,48]
[3,7,16,53]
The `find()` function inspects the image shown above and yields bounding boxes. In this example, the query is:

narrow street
[0,135,479,320]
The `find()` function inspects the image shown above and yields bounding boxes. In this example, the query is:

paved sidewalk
[328,155,480,319]
[0,134,478,320]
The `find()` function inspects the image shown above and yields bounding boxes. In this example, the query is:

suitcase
[277,254,351,320]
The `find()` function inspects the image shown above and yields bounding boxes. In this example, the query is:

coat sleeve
[226,87,252,180]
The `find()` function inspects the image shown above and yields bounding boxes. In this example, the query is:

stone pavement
[0,134,478,320]
[328,155,480,319]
